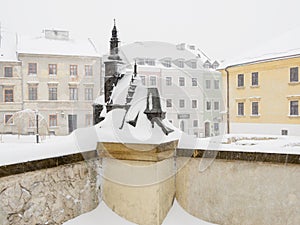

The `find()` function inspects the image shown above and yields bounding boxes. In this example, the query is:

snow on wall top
[0,31,19,62]
[219,26,300,69]
[17,32,100,57]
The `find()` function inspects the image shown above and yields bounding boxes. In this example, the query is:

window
[290,67,299,82]
[214,123,219,132]
[28,63,37,75]
[237,74,244,87]
[214,80,220,89]
[28,85,38,100]
[281,130,288,135]
[192,78,197,86]
[290,100,299,115]
[4,114,13,125]
[166,99,172,108]
[252,102,259,115]
[166,77,172,86]
[205,80,211,89]
[150,76,156,86]
[238,102,244,116]
[252,72,259,86]
[192,100,197,108]
[163,60,171,68]
[145,59,155,66]
[178,60,184,68]
[70,65,78,76]
[4,67,12,77]
[140,76,146,85]
[179,77,185,86]
[4,89,13,102]
[85,114,93,126]
[193,120,198,127]
[190,61,197,69]
[69,88,78,100]
[214,101,220,110]
[206,101,211,110]
[137,58,145,65]
[85,65,93,76]
[49,64,57,76]
[85,88,93,100]
[179,99,185,108]
[49,87,57,100]
[49,115,57,127]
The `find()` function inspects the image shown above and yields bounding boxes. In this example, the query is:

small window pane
[290,100,299,115]
[179,99,185,108]
[252,72,259,86]
[28,63,37,74]
[166,77,172,86]
[49,64,57,75]
[85,65,93,76]
[238,102,244,115]
[290,67,299,82]
[252,102,259,115]
[179,77,185,86]
[192,78,197,86]
[238,74,244,87]
[4,67,13,77]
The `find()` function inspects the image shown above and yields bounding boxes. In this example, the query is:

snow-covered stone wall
[0,159,100,225]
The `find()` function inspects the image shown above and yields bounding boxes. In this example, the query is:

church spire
[109,19,120,59]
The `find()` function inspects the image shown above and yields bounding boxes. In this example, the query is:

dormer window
[189,45,195,50]
[203,60,211,69]
[178,60,184,68]
[212,61,220,69]
[190,61,197,69]
[136,58,145,65]
[145,58,155,66]
[162,59,171,68]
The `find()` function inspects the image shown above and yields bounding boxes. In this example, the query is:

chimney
[44,29,69,40]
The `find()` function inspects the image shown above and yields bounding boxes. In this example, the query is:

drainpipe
[225,67,230,134]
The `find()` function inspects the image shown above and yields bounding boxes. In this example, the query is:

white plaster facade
[117,42,223,137]
[0,30,101,135]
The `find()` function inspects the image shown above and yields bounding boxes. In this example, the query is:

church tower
[104,19,124,104]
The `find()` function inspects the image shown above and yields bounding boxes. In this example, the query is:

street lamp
[35,110,39,143]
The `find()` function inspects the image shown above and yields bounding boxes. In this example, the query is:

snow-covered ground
[63,199,218,225]
[0,129,299,167]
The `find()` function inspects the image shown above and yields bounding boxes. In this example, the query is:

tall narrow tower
[104,19,124,104]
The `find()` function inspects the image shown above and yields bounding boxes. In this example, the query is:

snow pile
[63,200,218,225]
[63,201,137,225]
[194,134,300,155]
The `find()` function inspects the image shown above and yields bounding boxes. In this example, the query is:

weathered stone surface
[0,159,100,225]
[102,158,176,225]
[176,157,300,225]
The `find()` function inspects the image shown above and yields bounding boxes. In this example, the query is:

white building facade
[0,30,101,135]
[117,42,223,137]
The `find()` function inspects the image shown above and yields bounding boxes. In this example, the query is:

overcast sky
[1,0,300,61]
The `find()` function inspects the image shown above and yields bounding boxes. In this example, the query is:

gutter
[224,67,230,134]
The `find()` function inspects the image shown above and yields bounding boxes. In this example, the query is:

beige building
[0,30,101,135]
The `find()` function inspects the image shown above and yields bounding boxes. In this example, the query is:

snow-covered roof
[18,32,100,57]
[119,41,206,69]
[0,31,19,62]
[219,26,300,69]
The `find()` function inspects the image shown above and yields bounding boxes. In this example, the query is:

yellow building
[219,30,300,135]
